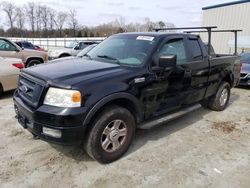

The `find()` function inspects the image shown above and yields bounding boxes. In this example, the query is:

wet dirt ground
[0,87,249,188]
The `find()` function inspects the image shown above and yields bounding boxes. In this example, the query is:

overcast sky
[0,0,240,27]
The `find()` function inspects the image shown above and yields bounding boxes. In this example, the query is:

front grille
[240,73,247,78]
[18,73,45,108]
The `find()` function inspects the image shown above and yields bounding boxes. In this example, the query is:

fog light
[42,127,62,138]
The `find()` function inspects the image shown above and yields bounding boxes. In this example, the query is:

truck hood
[22,48,47,56]
[241,63,250,73]
[23,58,125,88]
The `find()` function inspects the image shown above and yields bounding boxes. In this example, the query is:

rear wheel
[85,105,135,163]
[26,59,42,67]
[203,81,231,111]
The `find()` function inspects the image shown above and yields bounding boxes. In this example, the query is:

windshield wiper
[97,55,120,64]
[82,53,92,60]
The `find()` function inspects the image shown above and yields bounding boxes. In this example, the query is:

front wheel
[85,105,135,163]
[205,81,231,111]
[26,59,42,67]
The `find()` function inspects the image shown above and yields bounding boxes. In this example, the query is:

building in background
[202,0,250,54]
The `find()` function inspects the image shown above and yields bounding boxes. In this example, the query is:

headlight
[44,87,81,107]
[44,54,49,61]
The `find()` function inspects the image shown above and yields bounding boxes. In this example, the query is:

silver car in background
[239,52,250,86]
[49,41,99,59]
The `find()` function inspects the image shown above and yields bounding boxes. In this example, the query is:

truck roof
[115,32,196,38]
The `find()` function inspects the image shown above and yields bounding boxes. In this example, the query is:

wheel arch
[83,92,143,127]
[26,57,44,67]
[59,53,71,58]
[222,72,234,88]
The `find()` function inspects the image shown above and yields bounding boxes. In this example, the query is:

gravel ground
[0,87,249,188]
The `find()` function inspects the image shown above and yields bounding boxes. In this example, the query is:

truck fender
[82,92,143,126]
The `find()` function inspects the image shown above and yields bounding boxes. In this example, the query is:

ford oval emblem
[20,85,29,93]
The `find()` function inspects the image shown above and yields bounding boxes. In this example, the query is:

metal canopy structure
[185,29,242,55]
[153,26,242,55]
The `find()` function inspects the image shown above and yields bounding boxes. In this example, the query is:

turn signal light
[72,91,81,103]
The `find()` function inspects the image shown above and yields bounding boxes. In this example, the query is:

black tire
[207,81,231,111]
[59,54,70,58]
[85,105,135,163]
[0,83,3,98]
[26,59,42,67]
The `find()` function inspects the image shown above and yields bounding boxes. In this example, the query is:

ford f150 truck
[13,27,241,163]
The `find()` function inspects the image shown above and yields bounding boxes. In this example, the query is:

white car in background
[48,41,99,60]
[0,57,24,97]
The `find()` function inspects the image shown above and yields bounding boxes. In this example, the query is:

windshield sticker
[136,36,154,41]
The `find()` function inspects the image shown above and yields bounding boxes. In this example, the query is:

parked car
[48,41,99,59]
[239,52,250,86]
[0,57,24,97]
[77,44,98,57]
[34,45,45,51]
[14,31,241,163]
[0,38,48,67]
[15,41,45,52]
[48,44,98,62]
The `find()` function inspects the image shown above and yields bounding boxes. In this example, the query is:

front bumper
[48,56,59,60]
[13,92,88,145]
[239,73,250,86]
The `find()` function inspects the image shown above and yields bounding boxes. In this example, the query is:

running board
[138,104,201,129]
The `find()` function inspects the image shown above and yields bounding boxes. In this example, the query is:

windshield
[77,44,97,57]
[87,35,157,66]
[241,52,250,64]
[66,41,78,48]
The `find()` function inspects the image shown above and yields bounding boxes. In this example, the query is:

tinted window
[188,39,202,60]
[159,39,187,64]
[79,42,87,49]
[22,42,34,49]
[0,39,17,51]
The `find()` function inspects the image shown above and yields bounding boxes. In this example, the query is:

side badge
[134,77,145,83]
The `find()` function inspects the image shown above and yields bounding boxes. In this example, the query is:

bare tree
[35,5,42,32]
[158,21,166,29]
[40,5,49,32]
[1,1,17,31]
[15,7,25,31]
[55,12,68,37]
[25,2,36,33]
[68,9,78,37]
[47,7,56,31]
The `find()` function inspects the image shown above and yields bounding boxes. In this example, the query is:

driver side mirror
[15,48,20,52]
[159,54,177,68]
[74,45,80,50]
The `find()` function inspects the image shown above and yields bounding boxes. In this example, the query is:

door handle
[184,69,192,78]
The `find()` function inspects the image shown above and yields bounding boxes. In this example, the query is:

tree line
[0,1,175,38]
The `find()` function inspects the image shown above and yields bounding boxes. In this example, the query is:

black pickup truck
[14,27,241,163]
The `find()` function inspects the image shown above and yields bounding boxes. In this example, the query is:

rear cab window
[187,38,203,61]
